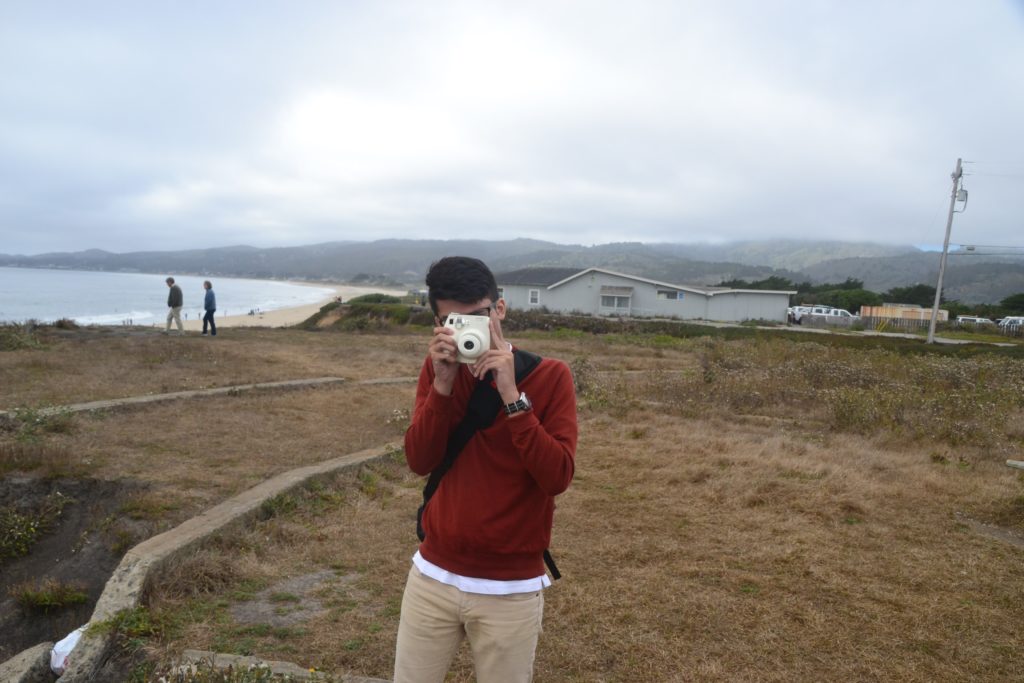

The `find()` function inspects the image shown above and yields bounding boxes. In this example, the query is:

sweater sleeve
[403,357,457,476]
[505,360,577,496]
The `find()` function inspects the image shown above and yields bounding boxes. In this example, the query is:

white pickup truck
[788,305,858,324]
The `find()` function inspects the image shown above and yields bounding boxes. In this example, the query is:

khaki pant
[166,306,183,333]
[393,565,544,683]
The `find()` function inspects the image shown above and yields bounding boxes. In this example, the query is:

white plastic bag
[50,625,87,676]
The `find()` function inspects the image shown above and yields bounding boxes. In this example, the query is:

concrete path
[0,642,52,683]
[1,374,418,681]
[1,442,400,682]
[0,377,347,418]
[0,376,418,419]
[178,650,388,682]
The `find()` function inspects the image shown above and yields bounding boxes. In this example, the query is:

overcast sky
[2,1,1022,256]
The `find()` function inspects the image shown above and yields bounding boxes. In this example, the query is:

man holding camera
[394,256,578,683]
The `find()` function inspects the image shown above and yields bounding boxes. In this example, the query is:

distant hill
[0,239,794,285]
[801,253,1024,304]
[0,240,564,283]
[652,240,920,271]
[489,242,801,285]
[2,239,1022,304]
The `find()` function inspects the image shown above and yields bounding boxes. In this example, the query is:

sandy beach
[171,283,407,332]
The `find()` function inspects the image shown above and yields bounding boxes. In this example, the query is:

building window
[657,290,683,301]
[529,289,540,305]
[601,295,630,309]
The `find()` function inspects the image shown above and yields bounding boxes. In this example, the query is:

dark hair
[425,256,499,315]
[166,277,175,284]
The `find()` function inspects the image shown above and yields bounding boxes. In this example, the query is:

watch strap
[504,392,530,415]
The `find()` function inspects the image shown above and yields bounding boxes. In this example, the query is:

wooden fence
[860,317,1023,338]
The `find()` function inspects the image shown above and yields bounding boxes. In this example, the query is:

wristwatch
[503,391,532,416]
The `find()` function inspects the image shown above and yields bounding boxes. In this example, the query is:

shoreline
[0,266,410,328]
[170,282,407,330]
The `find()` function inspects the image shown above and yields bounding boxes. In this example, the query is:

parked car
[956,315,995,326]
[998,316,1024,329]
[789,304,858,325]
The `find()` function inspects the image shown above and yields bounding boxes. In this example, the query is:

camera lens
[463,340,475,350]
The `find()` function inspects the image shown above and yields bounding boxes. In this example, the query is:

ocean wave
[0,268,342,325]
[73,311,156,325]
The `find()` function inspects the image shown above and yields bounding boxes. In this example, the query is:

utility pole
[926,157,964,344]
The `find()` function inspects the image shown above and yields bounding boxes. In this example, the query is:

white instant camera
[444,313,491,364]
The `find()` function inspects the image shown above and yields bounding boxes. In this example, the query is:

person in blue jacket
[202,281,217,336]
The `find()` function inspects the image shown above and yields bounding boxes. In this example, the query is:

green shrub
[347,302,411,324]
[301,300,424,331]
[0,490,70,563]
[0,322,42,351]
[0,507,46,561]
[10,578,88,612]
[347,293,401,304]
[11,405,76,442]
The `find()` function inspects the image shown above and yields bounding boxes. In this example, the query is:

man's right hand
[430,325,459,395]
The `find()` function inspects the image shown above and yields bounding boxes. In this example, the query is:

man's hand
[430,326,459,396]
[469,318,519,403]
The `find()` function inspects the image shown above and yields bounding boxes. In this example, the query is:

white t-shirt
[413,551,551,595]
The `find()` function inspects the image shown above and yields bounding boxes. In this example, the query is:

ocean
[0,267,336,325]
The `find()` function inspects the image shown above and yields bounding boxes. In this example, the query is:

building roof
[495,267,582,286]
[546,267,796,297]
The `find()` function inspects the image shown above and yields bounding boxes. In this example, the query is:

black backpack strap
[543,550,561,580]
[416,378,500,540]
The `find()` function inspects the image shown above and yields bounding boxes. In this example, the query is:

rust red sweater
[404,352,577,580]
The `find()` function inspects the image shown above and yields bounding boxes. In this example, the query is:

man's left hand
[468,318,519,403]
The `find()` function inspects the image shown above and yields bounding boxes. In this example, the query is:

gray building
[497,267,795,323]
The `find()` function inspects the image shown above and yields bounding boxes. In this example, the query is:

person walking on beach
[165,277,184,335]
[202,280,217,336]
[394,256,578,683]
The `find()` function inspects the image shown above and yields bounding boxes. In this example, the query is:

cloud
[1,1,1022,254]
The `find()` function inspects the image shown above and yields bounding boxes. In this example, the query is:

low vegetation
[9,578,88,613]
[0,440,83,478]
[2,322,1022,681]
[8,405,77,442]
[0,322,43,351]
[0,491,70,563]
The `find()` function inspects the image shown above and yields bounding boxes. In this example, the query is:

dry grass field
[2,321,1024,681]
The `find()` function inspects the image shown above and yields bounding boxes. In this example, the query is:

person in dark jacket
[202,280,217,336]
[164,277,184,334]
